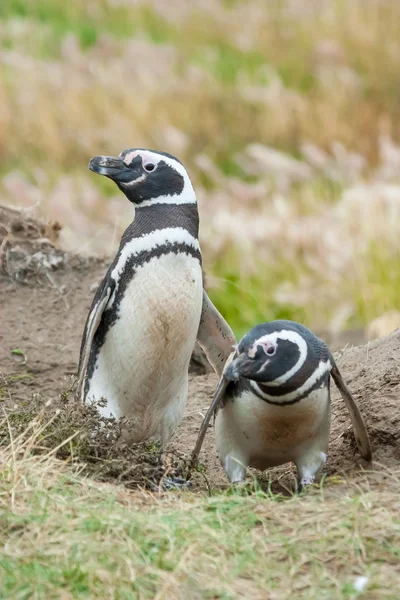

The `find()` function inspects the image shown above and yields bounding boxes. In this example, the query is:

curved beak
[224,352,253,381]
[88,155,129,180]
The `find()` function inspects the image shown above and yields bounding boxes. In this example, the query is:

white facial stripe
[120,174,147,187]
[123,150,142,165]
[111,227,200,284]
[121,150,197,207]
[248,344,257,359]
[253,330,308,385]
[123,149,160,167]
[256,359,270,374]
[250,359,332,404]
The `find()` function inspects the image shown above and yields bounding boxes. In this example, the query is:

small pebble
[353,576,369,593]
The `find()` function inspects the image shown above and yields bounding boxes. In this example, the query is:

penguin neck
[124,202,200,241]
[250,355,331,404]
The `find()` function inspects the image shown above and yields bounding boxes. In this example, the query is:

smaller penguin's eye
[258,341,276,357]
[144,163,155,172]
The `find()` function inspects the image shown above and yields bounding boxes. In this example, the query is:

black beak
[224,352,252,382]
[88,155,129,180]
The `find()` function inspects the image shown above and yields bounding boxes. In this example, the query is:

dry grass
[1,0,400,335]
[0,383,187,490]
[0,420,399,599]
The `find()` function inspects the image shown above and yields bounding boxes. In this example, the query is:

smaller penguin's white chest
[215,386,331,470]
[88,252,203,441]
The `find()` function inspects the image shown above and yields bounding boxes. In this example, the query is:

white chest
[215,385,331,470]
[114,252,202,356]
[86,252,203,441]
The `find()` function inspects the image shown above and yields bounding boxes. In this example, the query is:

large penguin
[77,148,235,445]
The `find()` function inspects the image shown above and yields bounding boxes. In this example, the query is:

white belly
[215,386,331,475]
[86,252,203,444]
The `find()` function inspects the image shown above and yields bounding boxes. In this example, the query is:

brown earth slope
[1,208,399,492]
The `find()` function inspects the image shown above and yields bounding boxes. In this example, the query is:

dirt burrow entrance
[1,208,399,492]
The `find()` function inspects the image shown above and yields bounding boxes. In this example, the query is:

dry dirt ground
[1,207,399,493]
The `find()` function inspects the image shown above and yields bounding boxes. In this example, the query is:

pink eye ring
[259,340,276,356]
[142,155,157,172]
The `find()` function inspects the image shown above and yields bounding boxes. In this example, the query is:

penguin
[190,320,372,491]
[77,148,235,447]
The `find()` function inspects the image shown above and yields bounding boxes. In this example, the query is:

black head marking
[231,321,305,383]
[224,320,332,403]
[88,148,190,206]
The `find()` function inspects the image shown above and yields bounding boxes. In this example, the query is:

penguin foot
[153,477,193,492]
[231,480,249,489]
[299,475,315,487]
[297,476,320,493]
[296,451,326,493]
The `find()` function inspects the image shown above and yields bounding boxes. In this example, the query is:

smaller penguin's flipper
[76,282,114,402]
[330,362,372,462]
[196,290,237,376]
[188,351,236,475]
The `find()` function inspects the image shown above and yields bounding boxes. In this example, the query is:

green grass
[350,242,400,328]
[0,0,143,49]
[1,442,399,599]
[209,254,308,339]
[0,0,266,87]
[208,235,400,339]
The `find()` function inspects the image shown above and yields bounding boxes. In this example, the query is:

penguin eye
[144,163,155,172]
[258,341,276,357]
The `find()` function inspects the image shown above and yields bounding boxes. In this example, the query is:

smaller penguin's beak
[88,155,128,180]
[224,353,252,382]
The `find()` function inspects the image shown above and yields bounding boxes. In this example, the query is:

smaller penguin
[190,320,372,491]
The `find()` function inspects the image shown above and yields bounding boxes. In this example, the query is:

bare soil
[1,208,399,493]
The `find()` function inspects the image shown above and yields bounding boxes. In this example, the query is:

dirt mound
[1,210,399,492]
[329,335,400,472]
[0,204,66,280]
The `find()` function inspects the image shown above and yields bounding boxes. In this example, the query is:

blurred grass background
[1,0,400,338]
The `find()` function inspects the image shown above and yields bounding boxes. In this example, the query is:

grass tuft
[0,425,399,598]
[0,380,185,489]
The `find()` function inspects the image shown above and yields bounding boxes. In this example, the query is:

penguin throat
[249,358,332,405]
[130,203,200,240]
[134,188,197,209]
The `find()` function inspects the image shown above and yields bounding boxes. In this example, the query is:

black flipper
[330,361,372,462]
[188,350,236,476]
[76,277,115,401]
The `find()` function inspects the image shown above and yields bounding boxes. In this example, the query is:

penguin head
[225,321,321,384]
[88,148,196,207]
